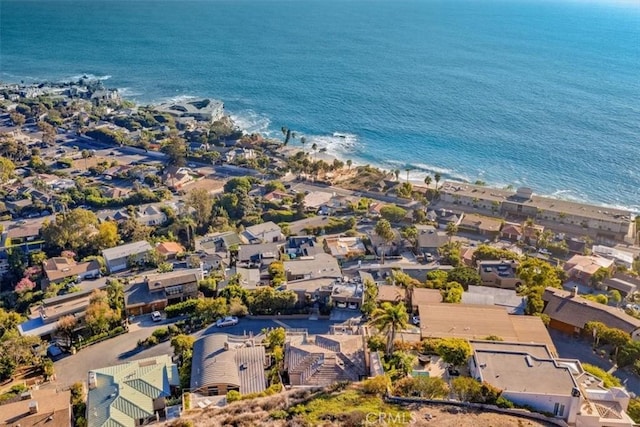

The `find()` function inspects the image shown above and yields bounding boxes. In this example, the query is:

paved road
[550,329,640,396]
[52,316,342,390]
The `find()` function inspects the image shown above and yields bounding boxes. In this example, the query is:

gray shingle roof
[190,334,266,395]
[102,241,152,262]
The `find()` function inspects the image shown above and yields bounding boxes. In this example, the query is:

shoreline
[3,77,637,214]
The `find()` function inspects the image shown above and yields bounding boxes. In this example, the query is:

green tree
[41,208,99,253]
[609,289,622,306]
[441,282,464,303]
[186,188,214,232]
[96,221,119,250]
[56,315,79,346]
[380,205,407,223]
[170,334,195,358]
[516,257,562,289]
[369,302,409,355]
[0,157,15,184]
[386,351,417,379]
[374,218,395,264]
[195,297,229,324]
[435,338,472,366]
[161,134,187,166]
[424,175,432,188]
[447,267,481,290]
[264,327,286,350]
[445,222,458,243]
[10,111,26,127]
[106,279,125,317]
[224,177,252,194]
[85,289,118,334]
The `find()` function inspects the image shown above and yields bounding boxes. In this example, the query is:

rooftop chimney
[28,401,38,414]
[573,286,579,298]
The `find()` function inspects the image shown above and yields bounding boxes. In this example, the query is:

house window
[553,402,565,417]
[207,386,219,396]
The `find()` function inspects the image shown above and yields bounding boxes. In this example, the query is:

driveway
[52,317,340,390]
[550,330,640,396]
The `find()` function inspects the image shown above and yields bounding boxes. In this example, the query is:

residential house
[603,274,640,298]
[0,388,71,427]
[462,285,526,314]
[163,166,194,190]
[41,257,101,289]
[563,254,615,284]
[409,288,442,313]
[237,242,283,268]
[195,231,242,254]
[284,253,342,281]
[190,334,267,397]
[263,190,291,203]
[500,222,523,242]
[242,221,283,244]
[137,205,167,226]
[284,333,366,386]
[284,236,324,259]
[125,268,202,316]
[18,290,95,341]
[323,236,366,260]
[154,98,224,122]
[542,287,640,338]
[224,147,255,163]
[415,224,448,256]
[331,282,365,310]
[426,208,463,229]
[286,277,335,307]
[592,245,635,268]
[100,209,130,223]
[2,222,44,254]
[469,340,635,426]
[303,191,334,212]
[102,240,153,273]
[478,259,522,290]
[418,304,556,352]
[376,286,407,306]
[368,227,402,257]
[156,241,185,260]
[286,216,332,236]
[86,355,179,427]
[458,213,502,237]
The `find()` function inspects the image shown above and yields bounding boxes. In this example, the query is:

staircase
[304,355,360,386]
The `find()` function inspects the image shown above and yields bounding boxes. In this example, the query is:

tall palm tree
[311,142,318,161]
[374,219,395,265]
[300,136,307,151]
[369,302,409,355]
[424,175,432,188]
[405,167,412,183]
[394,169,400,181]
[346,159,352,170]
[178,216,197,249]
[434,173,441,191]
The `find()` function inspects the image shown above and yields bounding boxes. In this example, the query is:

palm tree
[178,216,196,249]
[369,302,409,355]
[394,169,400,181]
[311,142,318,160]
[300,137,307,151]
[81,149,91,170]
[445,222,458,244]
[405,167,412,183]
[434,173,441,191]
[424,175,432,188]
[346,159,352,170]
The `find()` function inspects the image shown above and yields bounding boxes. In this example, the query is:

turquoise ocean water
[1,0,639,209]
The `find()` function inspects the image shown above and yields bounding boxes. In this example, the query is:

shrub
[226,390,241,403]
[152,327,170,341]
[165,299,199,318]
[362,375,391,395]
[582,363,621,388]
[496,396,515,408]
[270,410,289,420]
[145,335,159,346]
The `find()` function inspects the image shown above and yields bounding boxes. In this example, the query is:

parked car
[216,316,239,327]
[151,311,162,322]
[412,316,420,325]
[348,302,359,310]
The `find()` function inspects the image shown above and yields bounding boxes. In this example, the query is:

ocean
[1,0,639,210]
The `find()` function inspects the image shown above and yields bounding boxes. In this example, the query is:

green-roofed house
[86,355,179,427]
